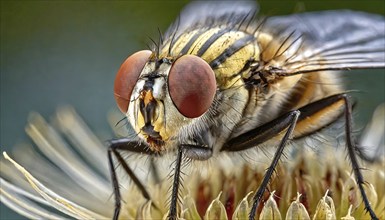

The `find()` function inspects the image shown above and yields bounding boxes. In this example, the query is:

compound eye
[168,55,216,118]
[114,50,152,113]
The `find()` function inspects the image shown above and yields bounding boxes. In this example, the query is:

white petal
[3,152,109,219]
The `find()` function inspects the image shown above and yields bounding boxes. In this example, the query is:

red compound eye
[168,55,216,118]
[114,50,152,113]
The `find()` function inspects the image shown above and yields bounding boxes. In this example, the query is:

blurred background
[1,1,384,219]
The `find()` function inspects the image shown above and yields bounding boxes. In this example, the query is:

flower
[1,106,384,219]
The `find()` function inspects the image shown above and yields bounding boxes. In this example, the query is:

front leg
[168,146,183,220]
[168,144,213,219]
[108,139,155,220]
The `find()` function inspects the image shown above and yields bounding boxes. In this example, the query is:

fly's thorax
[160,27,263,151]
[161,27,261,90]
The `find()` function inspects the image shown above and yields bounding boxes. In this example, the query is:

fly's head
[114,50,217,152]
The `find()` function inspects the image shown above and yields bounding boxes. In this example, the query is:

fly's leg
[233,110,300,220]
[342,94,378,220]
[168,144,212,219]
[107,138,154,220]
[168,146,183,220]
[249,111,300,220]
[222,110,301,152]
[222,109,301,219]
[110,138,211,220]
[222,93,378,220]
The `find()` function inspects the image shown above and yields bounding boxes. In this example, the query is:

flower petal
[232,191,253,220]
[204,192,227,220]
[285,193,310,220]
[259,191,281,220]
[182,194,201,219]
[312,191,336,220]
[3,152,108,219]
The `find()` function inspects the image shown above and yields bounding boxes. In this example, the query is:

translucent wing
[262,10,385,75]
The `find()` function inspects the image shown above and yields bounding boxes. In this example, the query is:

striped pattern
[160,27,260,89]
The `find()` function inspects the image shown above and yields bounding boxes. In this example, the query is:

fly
[109,1,385,220]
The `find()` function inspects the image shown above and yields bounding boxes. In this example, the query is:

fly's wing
[261,10,385,75]
[163,1,258,43]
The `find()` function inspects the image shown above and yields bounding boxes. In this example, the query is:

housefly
[109,1,385,219]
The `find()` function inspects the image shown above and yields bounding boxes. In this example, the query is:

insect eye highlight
[114,50,152,113]
[168,55,217,118]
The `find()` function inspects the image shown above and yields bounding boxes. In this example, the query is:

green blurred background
[1,1,384,219]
